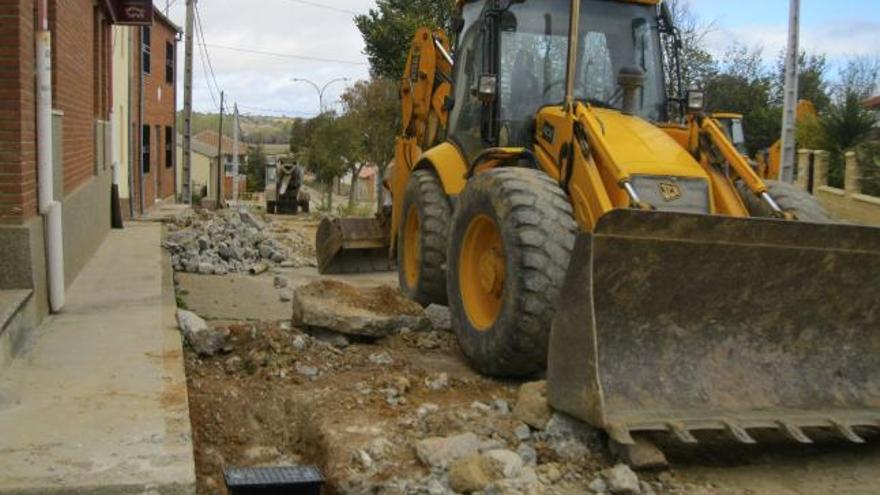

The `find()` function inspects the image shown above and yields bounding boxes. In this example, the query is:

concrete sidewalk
[0,222,195,494]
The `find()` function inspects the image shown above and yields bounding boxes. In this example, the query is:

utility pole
[779,0,800,183]
[182,0,195,204]
[216,91,225,209]
[232,103,240,203]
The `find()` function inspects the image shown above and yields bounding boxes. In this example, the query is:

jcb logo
[659,182,682,202]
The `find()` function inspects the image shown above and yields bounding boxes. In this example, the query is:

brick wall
[50,0,111,195]
[0,0,36,223]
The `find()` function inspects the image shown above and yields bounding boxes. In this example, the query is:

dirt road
[170,209,880,495]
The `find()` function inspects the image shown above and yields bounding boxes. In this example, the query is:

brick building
[128,9,180,216]
[0,1,154,357]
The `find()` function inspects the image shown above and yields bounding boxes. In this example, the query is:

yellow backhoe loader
[318,0,880,446]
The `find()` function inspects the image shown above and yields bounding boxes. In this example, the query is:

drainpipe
[36,0,65,312]
[127,29,135,219]
[138,26,146,216]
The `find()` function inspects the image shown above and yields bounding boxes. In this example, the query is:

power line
[197,42,220,111]
[194,3,223,99]
[283,0,358,16]
[204,43,367,66]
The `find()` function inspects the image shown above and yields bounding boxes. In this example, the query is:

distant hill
[176,112,299,146]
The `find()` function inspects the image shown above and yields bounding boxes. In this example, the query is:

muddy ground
[173,209,880,495]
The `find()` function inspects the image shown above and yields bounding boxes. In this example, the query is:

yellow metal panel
[416,141,469,196]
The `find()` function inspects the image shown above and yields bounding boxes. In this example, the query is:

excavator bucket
[548,209,880,446]
[316,218,394,274]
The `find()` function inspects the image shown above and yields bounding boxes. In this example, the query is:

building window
[156,125,162,169]
[165,42,175,84]
[142,26,151,74]
[165,127,173,168]
[142,125,151,173]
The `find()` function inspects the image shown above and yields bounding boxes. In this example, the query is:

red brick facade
[129,11,179,215]
[0,0,112,224]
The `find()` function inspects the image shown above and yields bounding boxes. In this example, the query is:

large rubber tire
[447,168,577,377]
[398,169,452,306]
[738,180,835,223]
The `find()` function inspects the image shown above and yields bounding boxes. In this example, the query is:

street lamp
[291,77,350,113]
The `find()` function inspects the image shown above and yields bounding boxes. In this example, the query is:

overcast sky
[162,0,879,116]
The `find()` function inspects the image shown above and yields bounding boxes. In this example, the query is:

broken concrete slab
[292,280,428,338]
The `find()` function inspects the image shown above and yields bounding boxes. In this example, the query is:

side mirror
[660,2,674,29]
[617,66,646,115]
[687,89,705,113]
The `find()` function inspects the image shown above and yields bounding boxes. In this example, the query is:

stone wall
[798,150,880,226]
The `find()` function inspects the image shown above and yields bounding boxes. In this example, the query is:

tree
[772,50,831,112]
[245,144,267,192]
[705,44,778,155]
[340,78,400,211]
[664,0,717,95]
[355,0,455,80]
[289,118,309,154]
[833,55,880,103]
[305,112,353,211]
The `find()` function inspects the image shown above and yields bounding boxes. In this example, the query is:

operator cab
[449,0,666,161]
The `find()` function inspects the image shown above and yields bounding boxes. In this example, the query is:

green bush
[857,141,880,197]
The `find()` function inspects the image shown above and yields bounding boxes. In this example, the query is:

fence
[798,149,880,225]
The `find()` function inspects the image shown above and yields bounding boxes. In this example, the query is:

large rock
[447,450,524,493]
[292,280,428,338]
[513,381,552,430]
[424,304,452,332]
[415,432,480,469]
[176,309,230,356]
[449,455,494,493]
[601,464,642,495]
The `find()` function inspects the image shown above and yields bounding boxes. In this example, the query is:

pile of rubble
[162,208,309,275]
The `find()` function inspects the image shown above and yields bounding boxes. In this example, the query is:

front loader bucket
[316,218,394,274]
[548,209,880,446]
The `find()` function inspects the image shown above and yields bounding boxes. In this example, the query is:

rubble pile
[162,208,314,275]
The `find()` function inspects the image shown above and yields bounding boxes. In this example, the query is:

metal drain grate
[224,465,324,495]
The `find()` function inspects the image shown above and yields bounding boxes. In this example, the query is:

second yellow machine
[318,0,880,447]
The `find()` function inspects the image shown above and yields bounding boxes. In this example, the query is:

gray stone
[176,310,230,356]
[425,372,449,391]
[239,209,265,229]
[513,423,531,441]
[273,275,289,289]
[295,362,319,378]
[484,449,524,478]
[424,304,452,332]
[543,412,605,461]
[415,433,481,469]
[493,399,511,415]
[369,351,393,365]
[517,443,537,466]
[278,289,293,302]
[589,477,608,494]
[514,381,552,430]
[601,464,641,495]
[291,334,310,351]
[197,262,214,275]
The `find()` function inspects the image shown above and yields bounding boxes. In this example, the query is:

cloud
[163,0,376,114]
[705,17,880,68]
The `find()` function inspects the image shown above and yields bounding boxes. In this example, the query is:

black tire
[738,180,835,223]
[447,168,577,377]
[398,169,452,306]
[266,201,276,214]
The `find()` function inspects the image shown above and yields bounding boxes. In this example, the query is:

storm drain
[224,465,324,494]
